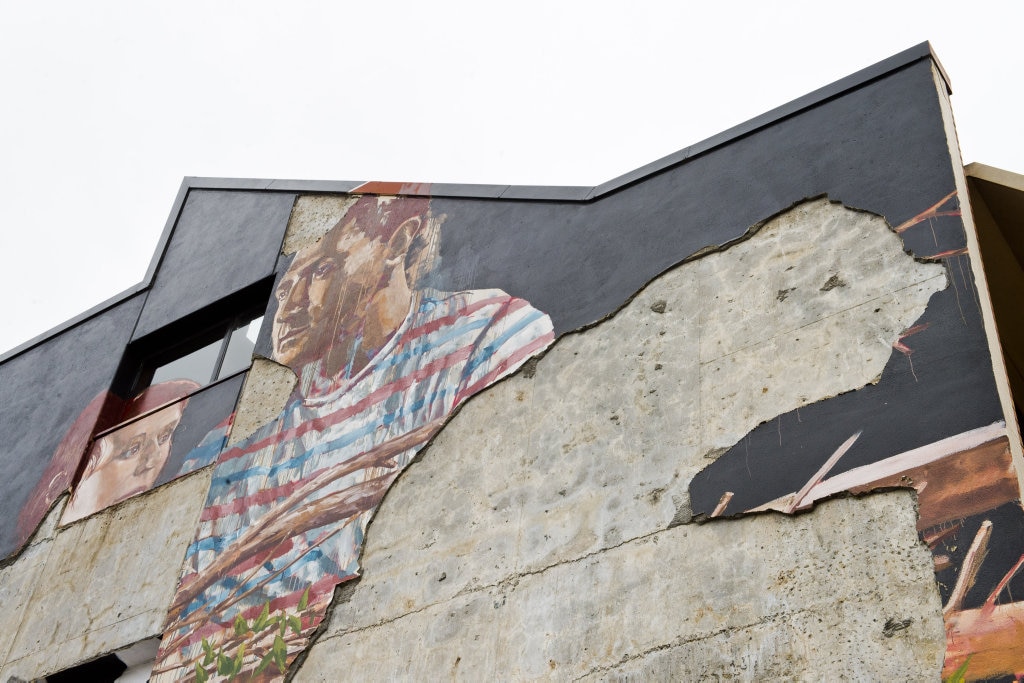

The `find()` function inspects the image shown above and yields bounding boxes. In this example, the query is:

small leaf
[201,639,215,666]
[288,614,302,636]
[298,587,310,611]
[273,633,288,672]
[233,613,249,636]
[254,602,271,632]
[218,652,233,676]
[255,651,274,675]
[233,641,247,673]
[195,662,209,683]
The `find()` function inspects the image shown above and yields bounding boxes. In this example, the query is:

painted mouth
[276,325,309,350]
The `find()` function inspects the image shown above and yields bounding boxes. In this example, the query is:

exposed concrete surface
[0,470,212,680]
[282,194,357,254]
[693,199,945,450]
[0,512,55,669]
[301,495,941,681]
[300,199,946,679]
[227,357,297,446]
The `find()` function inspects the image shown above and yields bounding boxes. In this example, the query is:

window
[121,277,273,397]
[102,276,273,438]
[141,311,264,390]
[46,638,159,682]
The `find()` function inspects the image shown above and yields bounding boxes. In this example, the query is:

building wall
[1,44,1019,681]
[300,197,947,680]
[0,473,210,678]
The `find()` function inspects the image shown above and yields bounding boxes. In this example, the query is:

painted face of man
[64,402,185,522]
[272,218,394,371]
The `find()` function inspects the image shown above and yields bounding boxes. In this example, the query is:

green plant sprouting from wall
[193,588,311,682]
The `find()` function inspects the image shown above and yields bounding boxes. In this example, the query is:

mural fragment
[151,196,554,681]
[17,376,242,533]
[690,191,1024,681]
[62,380,200,524]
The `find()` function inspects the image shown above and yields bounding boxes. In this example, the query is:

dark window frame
[133,306,264,393]
[112,278,274,401]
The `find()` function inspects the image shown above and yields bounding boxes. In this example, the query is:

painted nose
[279,277,310,318]
[134,437,159,475]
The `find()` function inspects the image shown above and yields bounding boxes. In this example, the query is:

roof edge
[0,42,949,363]
[178,42,944,203]
[965,162,1024,192]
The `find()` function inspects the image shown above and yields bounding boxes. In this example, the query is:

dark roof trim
[0,285,149,363]
[588,42,948,198]
[1,42,948,364]
[176,42,947,204]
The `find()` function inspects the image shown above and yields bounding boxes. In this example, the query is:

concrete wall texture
[301,198,947,680]
[0,44,1020,681]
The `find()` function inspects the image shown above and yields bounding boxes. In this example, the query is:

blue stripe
[382,316,490,373]
[463,308,546,379]
[185,537,350,615]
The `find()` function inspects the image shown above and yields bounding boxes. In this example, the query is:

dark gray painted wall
[0,293,145,557]
[431,59,954,335]
[132,190,295,340]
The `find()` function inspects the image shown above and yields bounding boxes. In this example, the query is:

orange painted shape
[945,600,1024,680]
[350,181,432,196]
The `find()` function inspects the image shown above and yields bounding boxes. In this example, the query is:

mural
[690,192,1024,681]
[19,189,1017,681]
[62,380,200,524]
[151,196,555,681]
[16,376,242,532]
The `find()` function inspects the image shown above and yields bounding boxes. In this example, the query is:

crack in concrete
[309,491,913,663]
[568,609,815,682]
[697,271,947,368]
[316,524,674,642]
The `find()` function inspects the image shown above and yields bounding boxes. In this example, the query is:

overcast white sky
[1,1,1022,354]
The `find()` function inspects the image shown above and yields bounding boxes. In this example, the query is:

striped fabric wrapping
[158,288,554,675]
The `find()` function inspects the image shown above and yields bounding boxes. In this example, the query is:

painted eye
[312,259,337,279]
[116,442,142,460]
[158,429,174,445]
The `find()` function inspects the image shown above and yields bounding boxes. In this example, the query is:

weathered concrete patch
[300,495,942,681]
[698,281,943,450]
[688,200,946,452]
[227,357,297,446]
[282,194,357,254]
[0,525,54,667]
[0,470,212,679]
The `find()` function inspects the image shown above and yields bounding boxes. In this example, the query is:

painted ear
[387,216,421,257]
